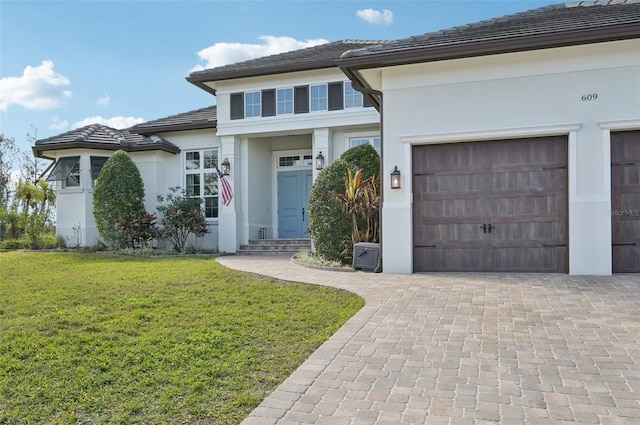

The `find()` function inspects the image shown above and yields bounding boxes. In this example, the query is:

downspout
[341,67,384,272]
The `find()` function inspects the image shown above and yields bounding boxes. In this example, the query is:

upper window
[245,91,261,118]
[46,156,80,188]
[185,150,220,218]
[310,84,327,111]
[350,136,380,153]
[344,82,363,109]
[277,88,293,115]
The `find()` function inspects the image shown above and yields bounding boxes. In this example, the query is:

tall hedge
[93,150,146,248]
[308,144,380,263]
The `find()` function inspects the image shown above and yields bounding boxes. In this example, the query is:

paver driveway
[216,256,640,425]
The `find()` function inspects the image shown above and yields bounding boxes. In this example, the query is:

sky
[1,0,560,154]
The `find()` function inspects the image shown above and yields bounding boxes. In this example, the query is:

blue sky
[1,0,558,153]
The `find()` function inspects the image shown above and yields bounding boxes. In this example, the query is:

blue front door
[278,170,313,238]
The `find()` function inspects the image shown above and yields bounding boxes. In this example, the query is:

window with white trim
[310,84,327,111]
[245,91,261,118]
[277,88,293,115]
[344,82,363,108]
[350,136,380,153]
[185,149,219,218]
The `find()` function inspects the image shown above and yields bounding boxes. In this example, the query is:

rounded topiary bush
[308,144,380,263]
[93,150,146,249]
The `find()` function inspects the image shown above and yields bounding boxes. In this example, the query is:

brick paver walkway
[216,256,640,425]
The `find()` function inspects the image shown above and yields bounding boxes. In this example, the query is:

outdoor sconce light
[221,158,231,175]
[315,151,325,170]
[390,166,401,189]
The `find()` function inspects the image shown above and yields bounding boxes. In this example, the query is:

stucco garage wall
[379,40,640,275]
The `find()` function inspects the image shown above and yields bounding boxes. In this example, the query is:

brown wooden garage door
[413,136,568,272]
[611,131,640,273]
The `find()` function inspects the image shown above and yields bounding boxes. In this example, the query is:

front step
[237,239,311,256]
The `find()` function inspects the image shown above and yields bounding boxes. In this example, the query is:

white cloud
[97,94,110,106]
[50,116,69,131]
[356,9,394,26]
[192,35,329,72]
[72,116,145,130]
[0,60,72,111]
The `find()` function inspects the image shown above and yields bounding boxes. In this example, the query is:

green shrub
[93,151,146,249]
[308,144,380,263]
[156,187,208,252]
[0,239,24,250]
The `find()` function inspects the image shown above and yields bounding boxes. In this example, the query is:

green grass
[0,252,364,424]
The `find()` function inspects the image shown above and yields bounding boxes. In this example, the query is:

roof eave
[338,23,640,70]
[33,141,181,157]
[186,58,341,84]
[131,121,217,136]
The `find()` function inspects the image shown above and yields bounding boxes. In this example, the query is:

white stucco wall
[372,39,640,275]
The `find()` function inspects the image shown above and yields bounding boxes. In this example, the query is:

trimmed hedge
[308,144,380,263]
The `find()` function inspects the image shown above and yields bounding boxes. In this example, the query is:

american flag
[217,168,233,206]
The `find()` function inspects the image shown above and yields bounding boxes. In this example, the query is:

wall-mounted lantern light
[315,152,325,170]
[221,158,231,175]
[390,166,401,189]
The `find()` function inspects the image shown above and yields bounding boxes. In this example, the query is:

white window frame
[310,84,327,112]
[184,149,220,219]
[344,81,363,109]
[245,91,261,118]
[277,88,293,115]
[348,134,380,153]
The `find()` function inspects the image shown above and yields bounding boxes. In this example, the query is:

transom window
[245,91,261,118]
[277,88,293,115]
[310,84,327,111]
[185,150,220,218]
[350,136,380,153]
[278,155,313,168]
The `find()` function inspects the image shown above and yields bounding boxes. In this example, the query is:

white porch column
[313,128,331,180]
[219,135,240,254]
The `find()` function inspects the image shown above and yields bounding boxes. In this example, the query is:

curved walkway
[216,256,640,425]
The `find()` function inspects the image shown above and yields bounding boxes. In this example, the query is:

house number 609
[581,93,598,101]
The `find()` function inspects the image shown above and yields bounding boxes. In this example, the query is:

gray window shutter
[262,89,276,117]
[294,86,309,114]
[328,82,344,111]
[364,94,374,108]
[230,93,244,120]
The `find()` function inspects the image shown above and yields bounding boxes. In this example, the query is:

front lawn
[0,252,364,424]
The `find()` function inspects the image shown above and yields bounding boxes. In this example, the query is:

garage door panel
[611,130,640,273]
[413,136,568,273]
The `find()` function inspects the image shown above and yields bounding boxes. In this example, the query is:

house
[34,41,382,252]
[35,1,639,274]
[337,0,640,275]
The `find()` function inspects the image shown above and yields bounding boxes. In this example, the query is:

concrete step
[237,239,311,256]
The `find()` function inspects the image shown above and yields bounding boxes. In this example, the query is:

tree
[93,150,146,249]
[0,134,19,210]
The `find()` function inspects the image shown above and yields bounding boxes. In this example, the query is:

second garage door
[413,136,568,273]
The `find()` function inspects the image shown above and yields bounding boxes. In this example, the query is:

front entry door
[278,170,312,238]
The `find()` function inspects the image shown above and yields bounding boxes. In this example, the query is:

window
[344,82,363,108]
[245,91,260,118]
[350,136,380,153]
[185,149,219,218]
[310,84,327,111]
[90,156,109,188]
[278,155,313,168]
[46,156,80,188]
[277,88,293,115]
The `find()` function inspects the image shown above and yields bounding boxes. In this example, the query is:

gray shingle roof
[339,1,640,68]
[33,124,180,158]
[130,105,217,135]
[186,40,386,91]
